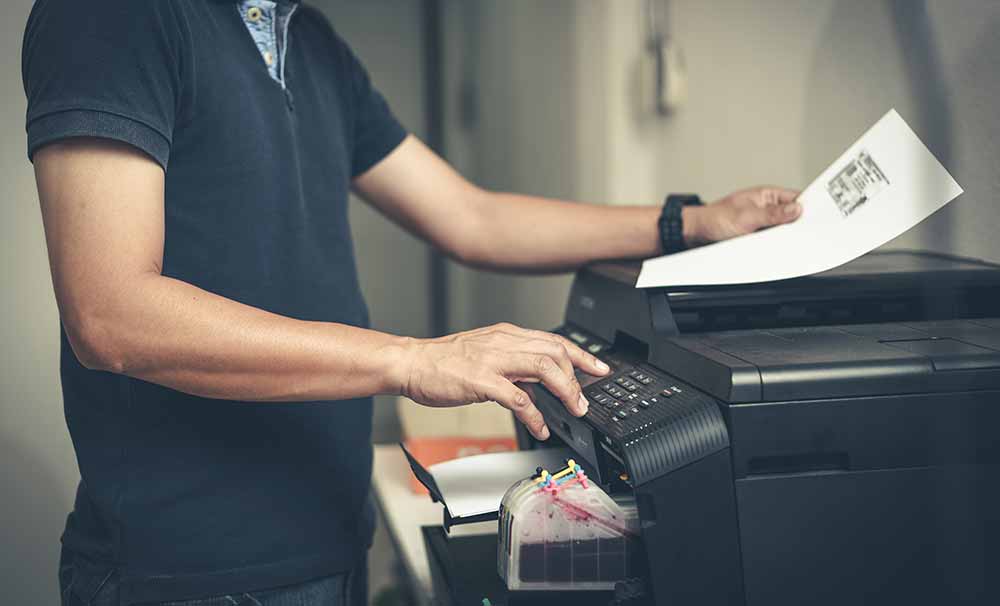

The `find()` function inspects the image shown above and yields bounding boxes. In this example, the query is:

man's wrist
[659,194,704,253]
[375,335,422,397]
[681,205,709,248]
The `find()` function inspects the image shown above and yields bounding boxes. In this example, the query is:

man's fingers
[516,382,537,405]
[773,187,800,204]
[751,187,800,211]
[494,324,610,377]
[760,197,802,226]
[502,352,587,417]
[487,378,549,440]
[548,333,610,376]
[518,339,576,385]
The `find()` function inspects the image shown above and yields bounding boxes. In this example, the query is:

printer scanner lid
[662,319,1000,403]
[579,251,1000,403]
[576,251,1000,342]
[649,252,1000,402]
[596,249,1000,297]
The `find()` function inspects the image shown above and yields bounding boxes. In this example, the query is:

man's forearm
[458,191,701,272]
[36,138,612,431]
[74,272,410,402]
[354,137,799,273]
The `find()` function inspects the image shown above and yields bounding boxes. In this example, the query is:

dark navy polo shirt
[22,0,407,603]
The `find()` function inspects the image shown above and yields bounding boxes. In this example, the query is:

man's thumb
[763,201,802,226]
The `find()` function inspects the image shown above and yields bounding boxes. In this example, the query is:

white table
[372,444,442,604]
[372,444,501,605]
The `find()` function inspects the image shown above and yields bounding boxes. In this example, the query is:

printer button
[639,377,653,385]
[660,389,674,398]
[616,410,629,419]
[630,406,640,415]
[639,399,651,408]
[587,343,604,354]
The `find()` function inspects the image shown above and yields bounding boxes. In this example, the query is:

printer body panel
[530,252,1000,605]
[728,390,1000,479]
[736,462,999,606]
[636,449,745,606]
[729,389,1000,606]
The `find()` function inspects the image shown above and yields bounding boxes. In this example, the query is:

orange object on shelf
[403,436,518,494]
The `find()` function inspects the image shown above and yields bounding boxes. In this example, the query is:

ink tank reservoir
[497,459,643,591]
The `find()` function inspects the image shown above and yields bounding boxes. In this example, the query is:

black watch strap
[658,194,703,254]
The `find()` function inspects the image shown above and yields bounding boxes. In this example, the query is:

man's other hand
[397,323,611,440]
[685,186,802,247]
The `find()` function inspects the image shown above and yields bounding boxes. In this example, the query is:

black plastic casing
[528,251,1000,606]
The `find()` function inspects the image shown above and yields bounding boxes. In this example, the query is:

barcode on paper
[826,150,890,217]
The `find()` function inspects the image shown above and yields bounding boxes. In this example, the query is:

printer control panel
[586,367,687,434]
[540,325,729,487]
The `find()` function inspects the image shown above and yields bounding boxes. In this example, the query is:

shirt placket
[238,0,296,89]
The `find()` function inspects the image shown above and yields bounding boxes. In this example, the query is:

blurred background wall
[443,0,1000,335]
[2,1,998,604]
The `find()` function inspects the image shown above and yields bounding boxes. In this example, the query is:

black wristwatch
[658,194,703,254]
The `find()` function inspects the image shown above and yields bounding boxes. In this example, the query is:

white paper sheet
[636,109,963,288]
[428,448,571,519]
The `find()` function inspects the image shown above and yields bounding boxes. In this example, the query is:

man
[23,1,801,605]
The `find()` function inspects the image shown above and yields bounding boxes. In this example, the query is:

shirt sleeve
[22,0,186,169]
[342,45,408,177]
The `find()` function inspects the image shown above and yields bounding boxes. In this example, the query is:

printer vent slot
[621,398,729,486]
[746,452,850,477]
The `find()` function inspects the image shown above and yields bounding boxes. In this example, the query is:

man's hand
[684,186,802,248]
[398,323,611,440]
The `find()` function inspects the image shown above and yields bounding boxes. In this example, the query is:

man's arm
[353,136,802,272]
[34,138,609,439]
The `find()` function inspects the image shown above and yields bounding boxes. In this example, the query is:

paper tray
[401,443,572,531]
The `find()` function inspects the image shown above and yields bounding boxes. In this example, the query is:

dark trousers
[59,547,368,606]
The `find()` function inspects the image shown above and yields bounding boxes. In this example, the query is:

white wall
[442,0,584,333]
[444,0,1000,333]
[0,2,79,605]
[593,0,1000,260]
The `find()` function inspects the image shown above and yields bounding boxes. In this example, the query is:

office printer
[521,250,1000,606]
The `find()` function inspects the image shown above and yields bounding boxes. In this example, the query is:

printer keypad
[583,363,697,438]
[628,370,655,385]
[615,377,641,391]
[601,382,629,399]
